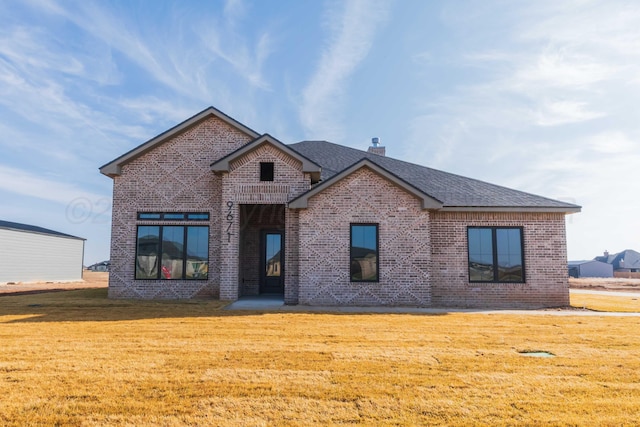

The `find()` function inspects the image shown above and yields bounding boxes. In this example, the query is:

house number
[226,201,234,242]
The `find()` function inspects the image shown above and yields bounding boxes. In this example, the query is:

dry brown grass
[1,289,639,425]
[571,292,640,313]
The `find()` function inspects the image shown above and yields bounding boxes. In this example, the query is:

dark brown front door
[260,231,284,294]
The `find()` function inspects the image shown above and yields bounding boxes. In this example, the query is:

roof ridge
[289,140,581,211]
[0,220,85,240]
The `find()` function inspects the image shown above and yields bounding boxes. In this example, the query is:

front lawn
[1,289,639,426]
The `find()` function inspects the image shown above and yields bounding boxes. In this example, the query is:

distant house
[87,261,110,272]
[568,260,613,278]
[0,220,85,283]
[595,250,640,273]
[100,106,580,308]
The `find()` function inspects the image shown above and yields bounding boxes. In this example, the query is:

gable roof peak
[289,157,443,210]
[210,133,322,182]
[100,106,260,178]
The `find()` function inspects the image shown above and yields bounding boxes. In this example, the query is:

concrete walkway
[225,294,640,316]
[224,295,286,310]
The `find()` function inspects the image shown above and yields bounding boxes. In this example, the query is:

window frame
[467,226,525,283]
[137,212,210,221]
[135,223,209,281]
[350,223,380,283]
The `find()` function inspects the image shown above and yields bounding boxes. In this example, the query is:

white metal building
[568,260,613,278]
[0,220,85,284]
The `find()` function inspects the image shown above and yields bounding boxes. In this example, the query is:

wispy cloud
[0,165,104,206]
[198,27,274,90]
[535,100,605,126]
[300,0,390,141]
[406,0,640,258]
[409,0,640,165]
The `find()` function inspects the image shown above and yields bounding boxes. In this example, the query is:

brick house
[100,106,580,308]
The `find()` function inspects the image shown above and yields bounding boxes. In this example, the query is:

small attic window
[260,162,274,181]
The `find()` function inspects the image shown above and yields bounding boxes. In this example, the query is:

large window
[135,225,209,280]
[468,227,524,283]
[350,224,379,282]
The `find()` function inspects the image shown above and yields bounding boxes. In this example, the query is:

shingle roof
[595,250,640,269]
[288,141,580,212]
[0,220,85,240]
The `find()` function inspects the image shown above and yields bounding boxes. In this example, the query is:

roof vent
[368,137,385,156]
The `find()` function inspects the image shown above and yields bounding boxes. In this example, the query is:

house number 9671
[226,201,234,242]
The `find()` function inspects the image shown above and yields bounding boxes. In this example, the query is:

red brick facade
[105,111,572,308]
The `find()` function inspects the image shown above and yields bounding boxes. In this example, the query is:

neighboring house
[87,261,110,272]
[100,106,580,308]
[595,250,640,272]
[0,220,85,283]
[568,260,613,278]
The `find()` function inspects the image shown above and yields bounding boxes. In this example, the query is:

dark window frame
[135,224,209,281]
[137,212,210,221]
[350,223,380,283]
[467,226,525,283]
[260,162,275,181]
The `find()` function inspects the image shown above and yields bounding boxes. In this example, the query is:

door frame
[259,229,284,294]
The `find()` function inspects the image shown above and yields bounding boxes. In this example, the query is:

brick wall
[614,271,640,279]
[219,143,310,300]
[430,211,569,308]
[108,117,253,299]
[298,167,432,306]
[107,116,571,307]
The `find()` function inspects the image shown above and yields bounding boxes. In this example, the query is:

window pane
[187,213,209,220]
[161,226,184,279]
[265,233,282,277]
[468,228,494,281]
[186,226,209,279]
[136,226,159,279]
[138,213,161,220]
[351,225,378,281]
[496,229,523,282]
[163,213,185,220]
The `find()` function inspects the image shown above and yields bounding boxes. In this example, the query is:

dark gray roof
[0,220,85,240]
[288,141,580,212]
[595,250,640,269]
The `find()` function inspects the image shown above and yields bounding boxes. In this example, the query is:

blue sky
[1,0,638,264]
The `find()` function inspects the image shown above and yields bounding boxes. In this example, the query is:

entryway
[238,204,285,296]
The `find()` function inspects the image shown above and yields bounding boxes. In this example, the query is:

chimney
[604,250,609,257]
[367,137,385,156]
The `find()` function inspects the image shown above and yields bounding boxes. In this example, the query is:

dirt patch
[569,277,640,293]
[2,273,637,296]
[0,271,108,295]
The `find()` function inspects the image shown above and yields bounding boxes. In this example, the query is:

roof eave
[289,158,444,210]
[100,106,261,178]
[210,134,322,181]
[439,206,582,214]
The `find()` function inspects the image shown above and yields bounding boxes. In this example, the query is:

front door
[260,231,284,294]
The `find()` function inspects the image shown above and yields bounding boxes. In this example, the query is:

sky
[0,0,638,264]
